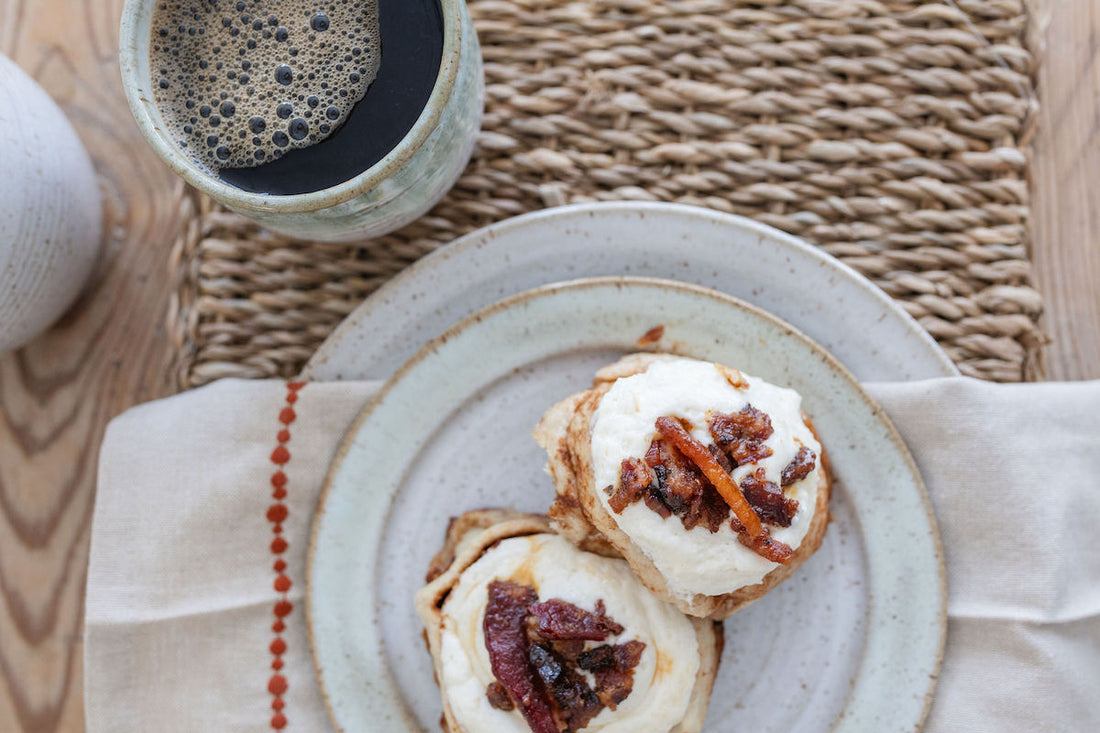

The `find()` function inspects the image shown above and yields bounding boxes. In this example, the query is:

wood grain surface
[1029,0,1100,380]
[0,1,184,731]
[0,1,1097,732]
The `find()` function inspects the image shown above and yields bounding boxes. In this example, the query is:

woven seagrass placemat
[170,0,1044,388]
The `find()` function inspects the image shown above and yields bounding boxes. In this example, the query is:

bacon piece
[716,364,749,390]
[655,416,792,563]
[781,445,817,487]
[529,599,624,641]
[529,644,603,731]
[642,486,673,518]
[681,483,732,533]
[483,581,557,733]
[738,530,794,563]
[740,467,799,527]
[579,640,647,709]
[486,681,515,711]
[708,444,734,473]
[636,324,665,347]
[708,405,774,465]
[609,457,654,513]
[545,638,585,665]
[644,438,705,512]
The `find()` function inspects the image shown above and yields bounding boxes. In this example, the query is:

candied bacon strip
[781,445,817,487]
[483,581,557,733]
[529,599,624,641]
[654,416,792,563]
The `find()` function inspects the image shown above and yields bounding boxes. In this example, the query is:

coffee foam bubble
[150,0,380,173]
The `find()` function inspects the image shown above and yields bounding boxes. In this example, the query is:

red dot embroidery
[265,382,303,730]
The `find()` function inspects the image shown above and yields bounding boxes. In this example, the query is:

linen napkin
[85,377,1100,732]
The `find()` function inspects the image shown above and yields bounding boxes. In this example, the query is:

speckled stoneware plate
[307,277,946,733]
[304,201,957,382]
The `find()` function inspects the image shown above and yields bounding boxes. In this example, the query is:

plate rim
[307,275,948,733]
[303,200,958,380]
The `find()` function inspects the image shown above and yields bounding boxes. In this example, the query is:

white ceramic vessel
[119,0,483,242]
[0,53,102,354]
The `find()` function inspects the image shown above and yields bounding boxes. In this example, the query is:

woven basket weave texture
[172,0,1043,388]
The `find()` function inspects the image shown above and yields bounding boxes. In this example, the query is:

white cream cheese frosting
[590,356,824,599]
[439,533,701,733]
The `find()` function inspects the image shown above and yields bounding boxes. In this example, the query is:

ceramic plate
[304,201,957,382]
[307,277,946,733]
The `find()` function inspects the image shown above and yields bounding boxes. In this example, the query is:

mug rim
[119,0,464,214]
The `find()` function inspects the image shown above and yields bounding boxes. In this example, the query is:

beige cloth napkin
[85,377,1100,732]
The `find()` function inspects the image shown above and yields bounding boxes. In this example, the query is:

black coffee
[150,0,443,195]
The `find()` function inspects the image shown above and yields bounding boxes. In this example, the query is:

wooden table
[1,0,1097,730]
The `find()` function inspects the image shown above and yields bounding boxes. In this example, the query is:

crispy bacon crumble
[708,405,774,464]
[740,467,798,528]
[609,404,819,563]
[483,580,646,733]
[486,681,515,711]
[781,445,817,487]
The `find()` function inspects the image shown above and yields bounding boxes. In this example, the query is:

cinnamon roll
[415,509,722,733]
[534,354,831,619]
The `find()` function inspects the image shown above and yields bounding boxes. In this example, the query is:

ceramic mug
[118,0,483,243]
[0,53,102,354]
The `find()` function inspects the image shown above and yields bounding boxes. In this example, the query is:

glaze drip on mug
[149,0,380,172]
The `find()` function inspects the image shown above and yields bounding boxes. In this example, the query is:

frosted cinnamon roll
[534,354,830,619]
[415,510,721,733]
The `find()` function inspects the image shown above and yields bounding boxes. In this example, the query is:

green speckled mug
[119,0,483,242]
